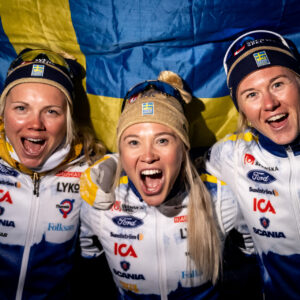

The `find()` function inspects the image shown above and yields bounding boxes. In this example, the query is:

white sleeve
[80,200,103,258]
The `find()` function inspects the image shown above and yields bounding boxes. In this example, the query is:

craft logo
[55,171,82,178]
[56,182,79,193]
[0,164,19,177]
[247,170,276,184]
[114,243,137,258]
[56,199,74,218]
[31,64,45,76]
[112,216,143,228]
[253,198,276,214]
[120,260,130,271]
[174,215,187,223]
[260,217,270,229]
[253,51,270,67]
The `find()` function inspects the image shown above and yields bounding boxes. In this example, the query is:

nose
[140,145,159,164]
[262,92,280,111]
[29,113,45,131]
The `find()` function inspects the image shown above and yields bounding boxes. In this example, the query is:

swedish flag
[0,1,300,152]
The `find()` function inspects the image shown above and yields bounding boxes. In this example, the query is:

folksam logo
[247,170,276,184]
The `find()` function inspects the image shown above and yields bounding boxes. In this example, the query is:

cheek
[46,118,67,135]
[4,114,25,133]
[167,147,184,174]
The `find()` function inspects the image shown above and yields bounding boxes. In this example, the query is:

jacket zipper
[155,208,168,300]
[286,147,300,238]
[15,172,41,300]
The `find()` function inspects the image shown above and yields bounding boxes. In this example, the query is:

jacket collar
[257,130,300,157]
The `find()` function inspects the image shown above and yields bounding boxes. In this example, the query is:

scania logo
[247,170,276,184]
[260,217,270,229]
[112,216,143,228]
[120,260,130,271]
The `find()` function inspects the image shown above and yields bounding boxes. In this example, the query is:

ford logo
[247,170,276,184]
[112,216,143,228]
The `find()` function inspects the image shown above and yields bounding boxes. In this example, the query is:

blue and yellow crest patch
[31,64,45,76]
[253,51,270,67]
[142,102,154,115]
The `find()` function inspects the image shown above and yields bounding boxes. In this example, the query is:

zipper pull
[33,172,40,197]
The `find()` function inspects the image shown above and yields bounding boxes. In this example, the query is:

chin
[142,194,165,207]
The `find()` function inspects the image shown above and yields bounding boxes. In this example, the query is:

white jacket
[205,130,300,300]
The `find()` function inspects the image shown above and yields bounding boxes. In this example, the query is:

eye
[157,138,169,145]
[47,109,59,115]
[246,91,257,99]
[14,105,26,112]
[128,139,139,146]
[273,81,283,89]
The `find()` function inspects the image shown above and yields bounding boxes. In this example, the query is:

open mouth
[140,169,163,194]
[266,113,288,124]
[22,137,46,155]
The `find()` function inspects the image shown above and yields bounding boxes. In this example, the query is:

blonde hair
[1,89,105,166]
[114,70,221,283]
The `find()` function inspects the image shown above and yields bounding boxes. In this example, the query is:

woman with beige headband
[80,71,224,299]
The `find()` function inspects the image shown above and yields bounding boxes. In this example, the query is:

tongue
[144,176,161,191]
[23,139,43,155]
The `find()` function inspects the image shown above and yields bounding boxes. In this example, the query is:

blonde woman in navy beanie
[205,29,300,300]
[79,70,226,299]
[0,48,105,299]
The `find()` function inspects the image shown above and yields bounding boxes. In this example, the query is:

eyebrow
[122,131,177,140]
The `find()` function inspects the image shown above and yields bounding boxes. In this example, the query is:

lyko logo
[0,190,12,204]
[253,198,276,214]
[244,153,255,165]
[114,243,137,258]
[247,170,276,184]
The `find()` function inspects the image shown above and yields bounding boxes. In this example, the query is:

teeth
[141,169,161,176]
[267,114,286,122]
[27,138,43,142]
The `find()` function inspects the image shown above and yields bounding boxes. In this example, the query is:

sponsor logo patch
[247,170,276,184]
[56,199,75,218]
[0,164,19,177]
[112,216,143,228]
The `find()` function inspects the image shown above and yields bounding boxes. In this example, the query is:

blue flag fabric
[1,0,300,152]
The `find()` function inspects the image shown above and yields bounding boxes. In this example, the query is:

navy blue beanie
[224,30,300,109]
[0,48,74,108]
